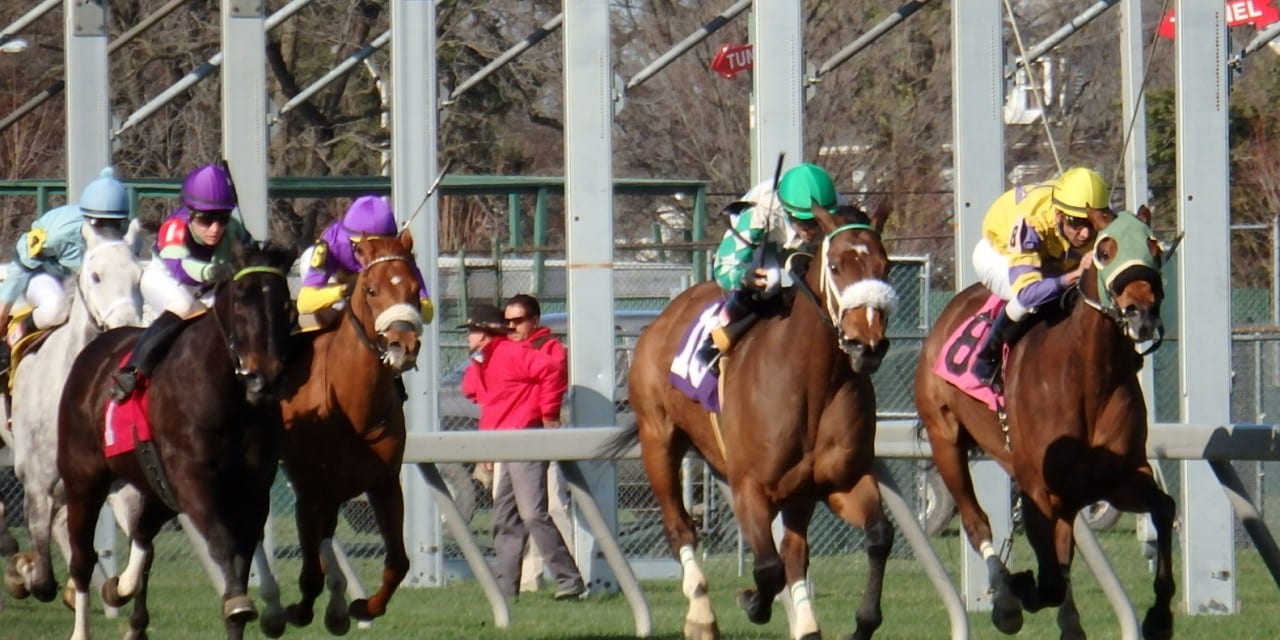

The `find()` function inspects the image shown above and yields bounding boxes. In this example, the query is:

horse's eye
[1095,237,1117,265]
[828,262,838,273]
[365,286,376,297]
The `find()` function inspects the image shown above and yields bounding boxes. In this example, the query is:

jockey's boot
[0,343,9,374]
[111,311,186,402]
[972,309,1019,388]
[697,292,759,374]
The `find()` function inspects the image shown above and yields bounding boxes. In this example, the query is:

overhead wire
[1113,0,1171,194]
[1004,0,1064,175]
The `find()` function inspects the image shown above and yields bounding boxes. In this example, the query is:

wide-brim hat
[457,303,512,334]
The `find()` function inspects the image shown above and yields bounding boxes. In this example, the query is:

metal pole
[0,0,59,44]
[1073,517,1140,640]
[624,0,751,92]
[1230,20,1280,68]
[444,13,563,105]
[112,0,317,138]
[811,0,932,83]
[272,31,391,124]
[110,0,188,55]
[1004,0,1118,79]
[1211,460,1280,589]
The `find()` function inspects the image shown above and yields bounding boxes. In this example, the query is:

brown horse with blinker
[914,206,1176,639]
[607,202,898,640]
[265,233,423,637]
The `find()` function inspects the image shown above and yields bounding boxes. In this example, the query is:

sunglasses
[192,211,232,227]
[1063,216,1094,230]
[505,315,529,325]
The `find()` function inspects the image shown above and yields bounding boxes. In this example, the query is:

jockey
[297,194,434,326]
[110,163,253,401]
[0,167,132,370]
[970,166,1111,387]
[695,163,836,372]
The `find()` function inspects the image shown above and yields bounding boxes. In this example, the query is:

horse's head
[808,201,899,374]
[77,224,143,330]
[351,232,423,372]
[214,243,298,405]
[1085,205,1165,344]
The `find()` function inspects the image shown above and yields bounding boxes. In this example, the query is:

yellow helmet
[1051,167,1110,218]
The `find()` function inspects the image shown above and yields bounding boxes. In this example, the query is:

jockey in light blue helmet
[0,167,133,370]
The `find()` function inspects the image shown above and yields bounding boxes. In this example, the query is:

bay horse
[57,242,296,640]
[914,206,1176,639]
[4,224,144,605]
[605,202,899,640]
[264,233,423,637]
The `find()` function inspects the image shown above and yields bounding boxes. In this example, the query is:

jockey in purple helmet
[111,162,254,401]
[297,195,434,325]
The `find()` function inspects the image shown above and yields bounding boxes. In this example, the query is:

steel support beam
[750,0,802,184]
[223,0,269,239]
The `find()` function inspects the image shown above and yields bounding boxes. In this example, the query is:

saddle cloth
[668,301,723,414]
[103,355,154,458]
[931,294,1006,412]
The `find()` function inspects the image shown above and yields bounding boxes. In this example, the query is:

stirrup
[110,368,138,402]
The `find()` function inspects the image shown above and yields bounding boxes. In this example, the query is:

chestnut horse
[914,207,1176,639]
[266,233,423,636]
[58,243,296,640]
[606,202,898,640]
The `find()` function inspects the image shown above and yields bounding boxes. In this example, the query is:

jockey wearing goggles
[296,195,434,327]
[111,163,254,401]
[697,163,839,372]
[970,166,1112,387]
[0,167,134,370]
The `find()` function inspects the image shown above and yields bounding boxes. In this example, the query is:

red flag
[1160,1,1280,40]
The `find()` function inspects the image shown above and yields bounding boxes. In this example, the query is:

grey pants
[492,460,584,597]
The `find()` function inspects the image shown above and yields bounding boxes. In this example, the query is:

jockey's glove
[420,298,435,324]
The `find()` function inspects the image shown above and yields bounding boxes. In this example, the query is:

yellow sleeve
[297,284,346,315]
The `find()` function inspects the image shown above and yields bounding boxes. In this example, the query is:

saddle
[6,310,55,390]
[931,294,1006,411]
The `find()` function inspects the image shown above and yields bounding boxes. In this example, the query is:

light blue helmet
[78,167,130,220]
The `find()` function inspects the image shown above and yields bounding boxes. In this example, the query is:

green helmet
[777,163,838,220]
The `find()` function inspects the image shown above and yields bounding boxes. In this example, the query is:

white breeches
[141,259,213,319]
[22,272,70,328]
[972,239,1029,321]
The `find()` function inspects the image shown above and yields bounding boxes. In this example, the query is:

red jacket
[520,326,568,388]
[462,336,567,430]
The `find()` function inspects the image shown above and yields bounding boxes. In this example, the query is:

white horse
[3,225,144,604]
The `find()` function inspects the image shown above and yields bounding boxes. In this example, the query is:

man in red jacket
[460,303,585,600]
[502,293,571,593]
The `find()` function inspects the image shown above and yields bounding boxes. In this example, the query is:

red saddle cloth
[103,356,153,458]
[931,294,1006,412]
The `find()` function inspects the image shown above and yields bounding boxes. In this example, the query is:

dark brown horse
[914,207,1176,639]
[267,233,423,636]
[58,243,296,640]
[606,202,898,640]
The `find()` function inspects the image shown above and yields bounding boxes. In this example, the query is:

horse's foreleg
[14,479,58,602]
[285,494,338,630]
[778,502,818,640]
[638,421,717,640]
[65,476,111,640]
[350,480,408,622]
[827,473,892,640]
[731,480,783,626]
[1011,493,1067,613]
[1109,473,1176,640]
[254,543,287,639]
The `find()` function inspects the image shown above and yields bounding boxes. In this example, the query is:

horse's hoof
[285,603,314,628]
[30,578,56,604]
[3,556,28,599]
[349,598,377,622]
[124,629,148,640]
[224,595,258,623]
[735,589,772,625]
[1008,570,1042,612]
[63,584,76,610]
[259,606,288,638]
[101,576,133,608]
[1141,606,1173,640]
[991,591,1024,635]
[683,619,721,640]
[326,606,352,636]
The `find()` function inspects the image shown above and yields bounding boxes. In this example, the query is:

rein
[1074,269,1165,356]
[787,223,880,354]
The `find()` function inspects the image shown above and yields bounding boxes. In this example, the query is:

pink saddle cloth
[103,356,154,458]
[931,295,1006,412]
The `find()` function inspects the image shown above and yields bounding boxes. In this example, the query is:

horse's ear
[1135,204,1152,226]
[869,199,891,233]
[124,218,145,256]
[80,222,99,248]
[399,228,414,252]
[1085,206,1112,230]
[810,200,837,233]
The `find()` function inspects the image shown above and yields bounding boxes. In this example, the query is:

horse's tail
[597,421,641,460]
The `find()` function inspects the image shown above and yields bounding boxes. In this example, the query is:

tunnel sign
[710,44,753,80]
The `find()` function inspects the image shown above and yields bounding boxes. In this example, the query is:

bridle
[790,222,898,355]
[75,240,139,333]
[344,253,422,365]
[210,266,289,380]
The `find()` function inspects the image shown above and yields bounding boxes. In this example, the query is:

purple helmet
[341,196,397,239]
[180,163,238,212]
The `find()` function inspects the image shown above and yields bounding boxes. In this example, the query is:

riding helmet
[341,195,397,239]
[180,163,238,213]
[1051,167,1110,218]
[777,163,838,220]
[78,167,130,220]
